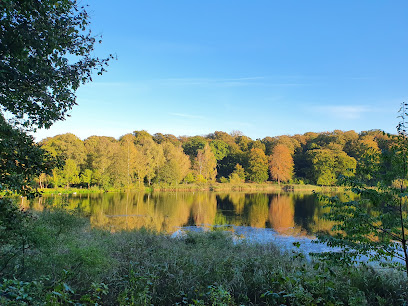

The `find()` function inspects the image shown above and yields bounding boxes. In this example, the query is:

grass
[40,182,345,194]
[146,182,344,193]
[1,206,407,305]
[39,186,151,195]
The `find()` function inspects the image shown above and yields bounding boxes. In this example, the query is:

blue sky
[34,0,408,141]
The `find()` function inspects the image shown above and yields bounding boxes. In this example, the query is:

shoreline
[37,183,345,195]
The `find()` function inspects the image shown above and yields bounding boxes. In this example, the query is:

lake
[26,192,335,234]
[25,191,346,254]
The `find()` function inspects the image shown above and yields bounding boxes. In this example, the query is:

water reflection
[28,191,335,237]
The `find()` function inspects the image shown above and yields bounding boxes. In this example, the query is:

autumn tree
[249,139,266,152]
[119,134,139,187]
[307,148,356,186]
[236,135,252,152]
[133,147,148,187]
[61,159,80,188]
[108,144,128,188]
[163,134,181,146]
[40,133,86,167]
[229,164,245,184]
[247,148,269,183]
[84,136,118,189]
[136,137,165,185]
[134,130,153,143]
[194,143,217,182]
[40,133,86,186]
[269,144,294,184]
[158,142,191,185]
[80,169,93,189]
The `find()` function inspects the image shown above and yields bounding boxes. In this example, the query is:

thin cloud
[317,105,372,119]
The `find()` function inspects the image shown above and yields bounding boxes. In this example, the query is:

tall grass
[1,207,407,305]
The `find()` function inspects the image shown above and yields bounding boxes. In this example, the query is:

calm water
[26,191,340,238]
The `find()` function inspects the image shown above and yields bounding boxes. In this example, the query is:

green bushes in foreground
[1,207,407,305]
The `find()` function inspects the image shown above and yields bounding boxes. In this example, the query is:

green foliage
[217,153,247,179]
[183,172,196,184]
[35,128,406,191]
[0,275,108,305]
[228,173,242,184]
[219,176,229,183]
[0,1,112,304]
[228,164,245,184]
[1,0,112,130]
[209,139,230,161]
[249,139,266,152]
[314,189,408,269]
[61,159,80,188]
[157,160,180,185]
[118,265,155,306]
[235,135,252,152]
[0,278,44,305]
[0,198,32,278]
[207,284,233,305]
[316,104,408,275]
[40,134,86,170]
[195,174,207,184]
[307,148,356,185]
[2,208,408,304]
[0,115,56,197]
[81,169,93,188]
[182,136,207,158]
[247,148,269,183]
[233,163,246,180]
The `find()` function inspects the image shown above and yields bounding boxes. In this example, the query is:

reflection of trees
[151,193,193,231]
[31,192,218,232]
[28,191,342,236]
[227,193,246,215]
[269,194,296,234]
[307,192,357,235]
[309,207,335,235]
[216,193,247,226]
[293,193,316,234]
[90,193,195,232]
[247,194,269,228]
[190,193,217,227]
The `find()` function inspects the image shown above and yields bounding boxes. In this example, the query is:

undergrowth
[0,205,407,305]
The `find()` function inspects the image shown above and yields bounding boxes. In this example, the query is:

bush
[1,208,408,305]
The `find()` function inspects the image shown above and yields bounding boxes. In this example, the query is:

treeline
[37,129,394,189]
